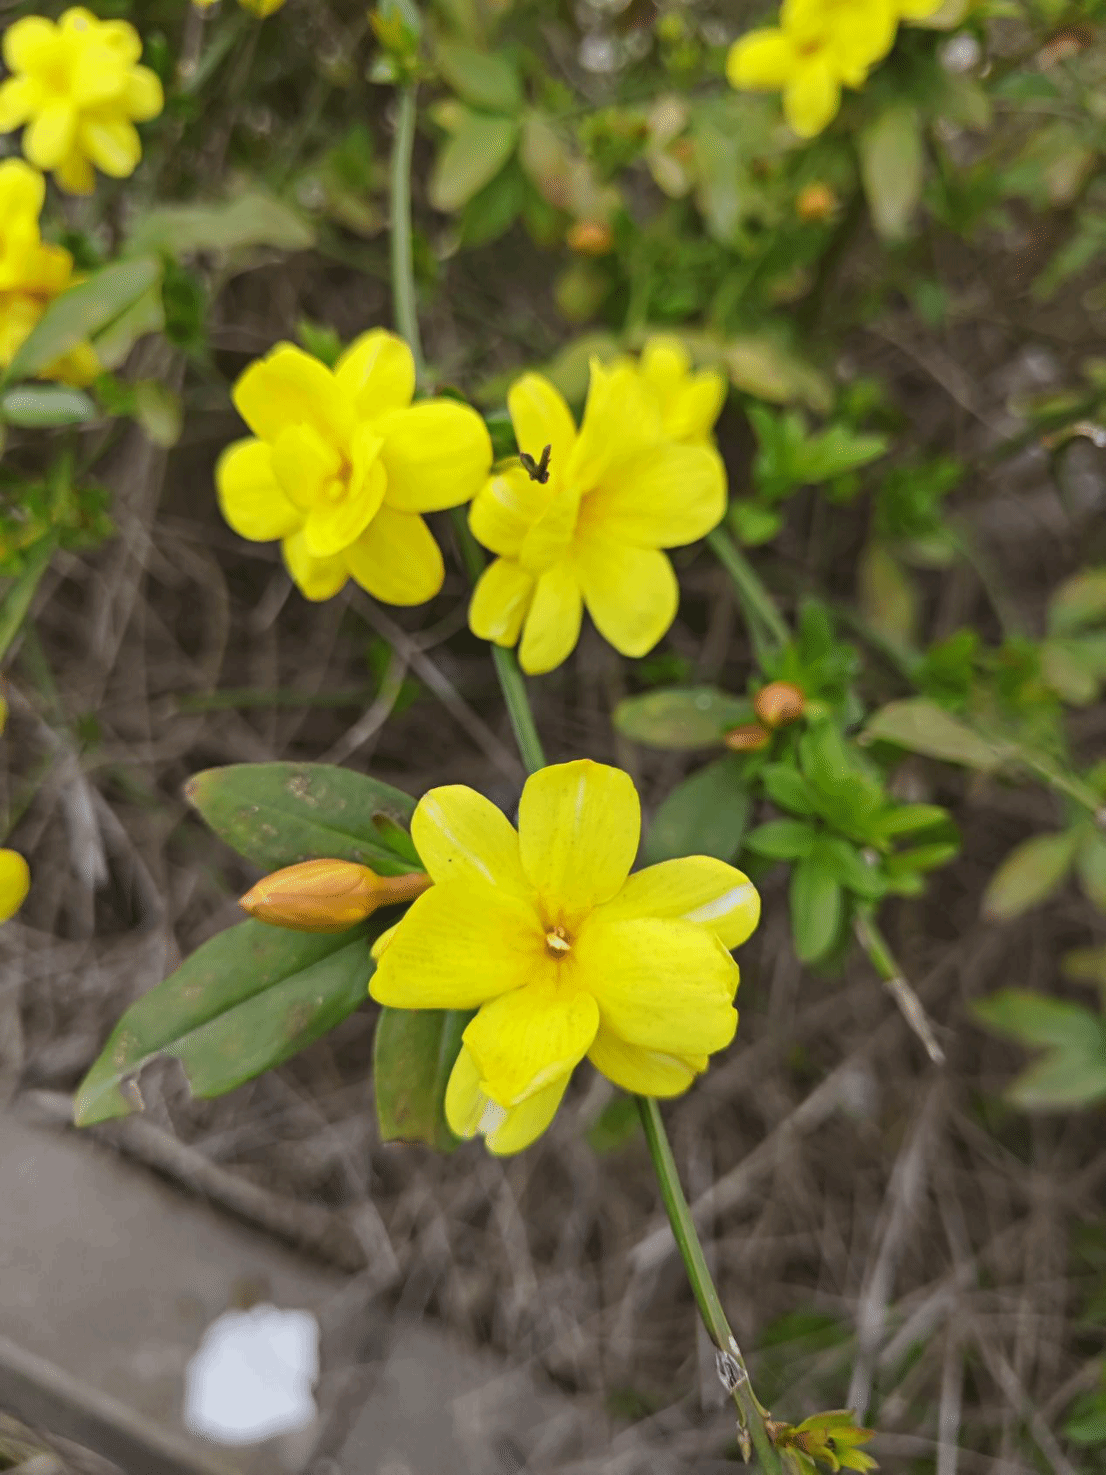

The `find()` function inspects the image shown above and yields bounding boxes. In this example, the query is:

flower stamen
[545,925,572,955]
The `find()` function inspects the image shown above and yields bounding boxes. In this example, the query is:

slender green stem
[707,527,790,660]
[637,1098,784,1471]
[854,909,945,1066]
[389,84,424,382]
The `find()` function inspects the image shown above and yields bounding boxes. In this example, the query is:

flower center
[545,924,572,956]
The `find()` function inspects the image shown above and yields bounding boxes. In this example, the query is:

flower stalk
[707,526,790,658]
[389,82,425,384]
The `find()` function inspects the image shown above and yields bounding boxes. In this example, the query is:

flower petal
[3,17,58,73]
[380,401,492,513]
[0,78,36,132]
[124,66,164,121]
[53,148,95,195]
[566,358,662,493]
[270,421,344,512]
[411,784,531,895]
[517,759,640,921]
[0,848,30,923]
[25,101,76,171]
[370,883,546,1009]
[599,856,761,951]
[345,506,444,605]
[445,1044,570,1154]
[303,449,385,558]
[575,536,678,658]
[587,1026,705,1097]
[463,978,598,1106]
[71,46,127,106]
[281,530,348,601]
[78,116,140,176]
[576,915,739,1055]
[726,29,796,90]
[669,375,727,443]
[217,438,302,541]
[580,441,726,548]
[507,373,576,493]
[0,158,45,221]
[232,343,349,446]
[784,59,841,138]
[334,329,415,418]
[470,466,550,558]
[518,562,582,674]
[639,335,690,397]
[469,557,534,647]
[99,21,143,65]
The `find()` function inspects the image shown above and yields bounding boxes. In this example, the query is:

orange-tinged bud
[724,722,771,752]
[239,859,431,933]
[752,681,806,730]
[566,220,614,256]
[796,182,838,223]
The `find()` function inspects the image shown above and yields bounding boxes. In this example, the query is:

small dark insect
[519,444,552,484]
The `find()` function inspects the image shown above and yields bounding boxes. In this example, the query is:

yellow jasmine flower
[726,0,899,138]
[0,848,29,923]
[370,760,760,1155]
[636,335,727,446]
[217,330,493,604]
[192,0,287,13]
[0,158,97,384]
[0,9,164,195]
[468,359,727,674]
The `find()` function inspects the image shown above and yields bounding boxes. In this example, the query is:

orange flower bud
[795,182,838,223]
[239,859,431,933]
[566,220,615,256]
[752,681,806,730]
[723,722,772,752]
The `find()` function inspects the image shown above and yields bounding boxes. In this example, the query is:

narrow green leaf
[859,105,924,241]
[971,988,1100,1049]
[789,857,844,963]
[761,763,818,817]
[373,1007,471,1151]
[184,762,418,875]
[92,282,165,370]
[428,112,518,212]
[0,537,55,663]
[982,830,1079,920]
[75,920,372,1125]
[0,385,97,427]
[1006,1046,1106,1111]
[819,838,886,901]
[643,756,751,865]
[614,686,753,750]
[1077,831,1106,912]
[6,257,162,382]
[864,698,1003,771]
[745,818,818,862]
[436,40,521,113]
[127,192,315,256]
[873,803,950,839]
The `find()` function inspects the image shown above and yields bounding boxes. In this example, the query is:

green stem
[389,84,424,382]
[854,910,945,1065]
[637,1098,783,1470]
[707,527,790,660]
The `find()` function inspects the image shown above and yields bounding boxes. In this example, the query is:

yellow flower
[468,359,727,674]
[0,848,30,923]
[726,0,899,138]
[0,158,97,384]
[636,335,728,446]
[217,330,493,604]
[0,8,164,195]
[370,759,760,1155]
[192,0,287,12]
[239,859,431,933]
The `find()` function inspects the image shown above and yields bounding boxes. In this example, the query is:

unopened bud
[723,722,771,752]
[795,182,837,223]
[752,680,806,729]
[566,220,614,256]
[239,859,431,933]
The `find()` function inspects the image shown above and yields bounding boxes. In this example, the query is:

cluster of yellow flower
[727,0,944,137]
[0,697,30,926]
[219,332,729,675]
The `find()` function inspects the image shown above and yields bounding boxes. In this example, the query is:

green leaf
[761,763,818,817]
[730,501,784,547]
[585,1092,641,1154]
[428,111,518,212]
[789,856,843,964]
[819,838,886,901]
[859,105,924,241]
[0,537,55,663]
[127,191,315,256]
[982,830,1079,921]
[858,541,917,646]
[436,40,521,113]
[1049,567,1106,634]
[1062,945,1106,992]
[972,988,1100,1050]
[0,385,97,427]
[872,803,950,839]
[91,281,165,370]
[1078,832,1106,912]
[75,921,372,1126]
[373,1007,470,1151]
[184,762,418,875]
[745,818,818,862]
[6,257,162,382]
[1064,1393,1106,1446]
[613,686,753,750]
[644,756,751,865]
[723,334,833,414]
[132,380,182,447]
[863,698,1003,771]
